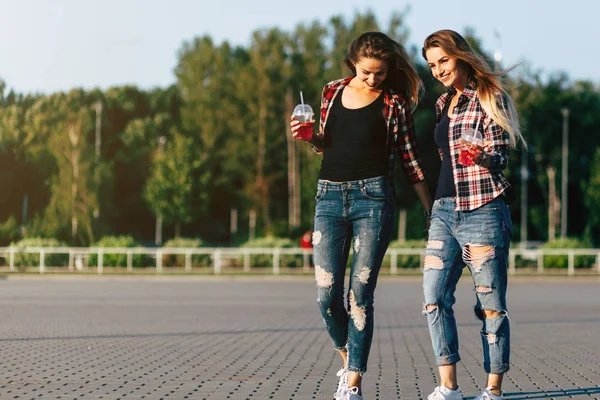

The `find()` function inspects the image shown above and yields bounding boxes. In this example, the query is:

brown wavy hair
[344,31,423,110]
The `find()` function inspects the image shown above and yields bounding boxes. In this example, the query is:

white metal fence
[1,246,599,276]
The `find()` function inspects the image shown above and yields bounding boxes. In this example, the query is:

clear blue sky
[0,0,593,95]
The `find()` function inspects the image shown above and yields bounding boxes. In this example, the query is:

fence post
[273,249,280,275]
[185,252,192,272]
[568,251,575,276]
[127,251,133,272]
[40,249,45,274]
[303,251,310,272]
[390,251,398,275]
[537,251,544,273]
[156,250,163,273]
[243,251,250,272]
[214,249,222,275]
[98,250,103,275]
[597,252,600,274]
[509,250,516,275]
[68,250,74,272]
[9,248,15,272]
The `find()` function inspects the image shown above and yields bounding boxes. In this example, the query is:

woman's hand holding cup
[290,106,315,141]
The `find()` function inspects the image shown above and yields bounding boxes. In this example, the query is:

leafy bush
[0,216,21,245]
[241,236,302,268]
[9,238,68,271]
[540,238,595,269]
[162,237,210,268]
[89,235,152,268]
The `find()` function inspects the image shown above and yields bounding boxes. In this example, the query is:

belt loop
[323,182,328,194]
[359,179,364,191]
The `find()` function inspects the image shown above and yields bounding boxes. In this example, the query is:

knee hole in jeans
[463,244,495,271]
[355,266,371,284]
[426,240,444,250]
[423,255,444,270]
[475,306,506,320]
[475,285,493,294]
[315,265,333,287]
[349,290,367,331]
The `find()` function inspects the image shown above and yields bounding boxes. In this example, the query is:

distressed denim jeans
[422,196,512,374]
[312,175,395,374]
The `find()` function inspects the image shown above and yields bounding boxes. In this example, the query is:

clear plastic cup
[458,129,484,166]
[292,104,314,141]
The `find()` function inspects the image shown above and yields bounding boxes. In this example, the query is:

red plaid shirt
[435,85,511,211]
[310,77,426,185]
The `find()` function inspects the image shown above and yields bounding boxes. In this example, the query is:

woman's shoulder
[323,77,352,91]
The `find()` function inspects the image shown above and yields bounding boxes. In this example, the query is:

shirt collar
[445,84,477,100]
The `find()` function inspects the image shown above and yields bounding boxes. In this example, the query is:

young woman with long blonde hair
[421,29,525,400]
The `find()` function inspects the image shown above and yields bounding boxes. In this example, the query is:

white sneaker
[474,387,503,400]
[347,386,363,400]
[427,385,463,400]
[333,368,348,400]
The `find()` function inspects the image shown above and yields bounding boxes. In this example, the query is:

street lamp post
[494,29,502,72]
[155,136,167,246]
[94,102,102,222]
[520,142,529,248]
[560,108,570,239]
[94,102,103,167]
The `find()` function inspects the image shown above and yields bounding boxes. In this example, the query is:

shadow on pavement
[464,387,600,399]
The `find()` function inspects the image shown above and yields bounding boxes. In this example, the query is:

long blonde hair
[345,31,423,111]
[422,29,525,148]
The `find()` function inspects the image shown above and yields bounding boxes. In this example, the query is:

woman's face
[354,57,388,90]
[425,46,468,90]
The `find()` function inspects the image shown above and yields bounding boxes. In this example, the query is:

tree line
[1,9,599,248]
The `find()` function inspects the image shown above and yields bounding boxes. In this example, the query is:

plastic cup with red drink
[292,92,314,141]
[457,123,484,167]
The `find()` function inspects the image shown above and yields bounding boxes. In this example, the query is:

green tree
[144,131,205,238]
[24,91,98,244]
[176,36,248,241]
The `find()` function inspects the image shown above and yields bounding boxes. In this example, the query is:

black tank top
[319,89,387,182]
[434,100,457,199]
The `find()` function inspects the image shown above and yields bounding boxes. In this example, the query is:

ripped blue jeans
[312,176,395,374]
[422,196,512,374]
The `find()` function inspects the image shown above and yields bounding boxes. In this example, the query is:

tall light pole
[94,101,102,222]
[493,29,502,72]
[94,101,102,167]
[155,136,167,246]
[560,108,570,239]
[520,142,529,248]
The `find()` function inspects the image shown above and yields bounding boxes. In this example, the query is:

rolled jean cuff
[486,362,510,374]
[347,366,366,375]
[435,353,461,367]
[333,343,347,352]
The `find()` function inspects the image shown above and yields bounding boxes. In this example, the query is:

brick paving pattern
[0,276,599,399]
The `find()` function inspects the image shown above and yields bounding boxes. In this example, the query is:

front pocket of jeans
[476,202,502,213]
[362,185,387,201]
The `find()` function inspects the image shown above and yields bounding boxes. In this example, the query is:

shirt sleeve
[309,85,328,154]
[483,99,511,172]
[395,100,426,184]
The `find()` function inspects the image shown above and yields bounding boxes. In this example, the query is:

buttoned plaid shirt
[435,85,511,211]
[310,76,426,186]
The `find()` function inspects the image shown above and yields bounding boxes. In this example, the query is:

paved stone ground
[0,275,599,400]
